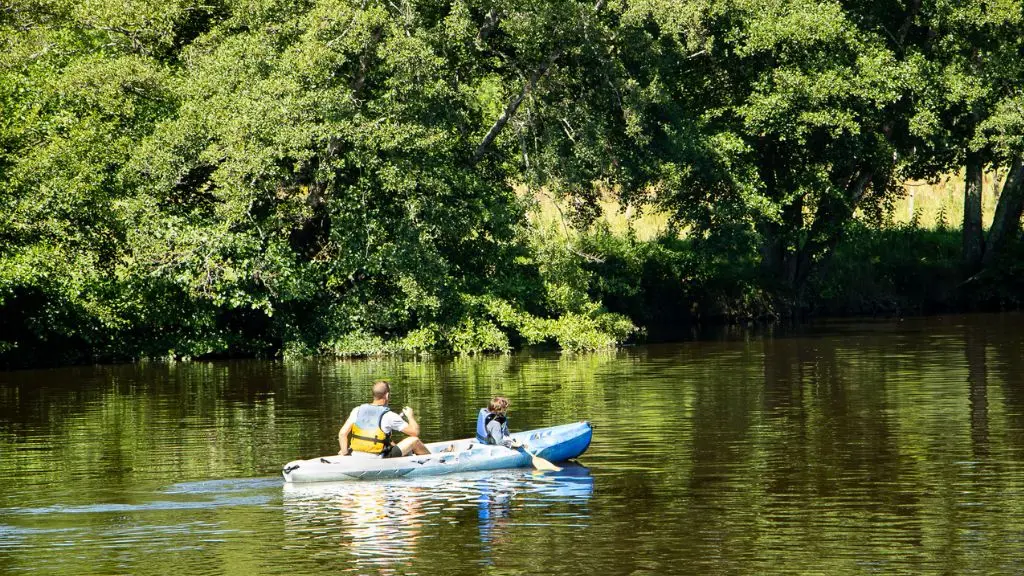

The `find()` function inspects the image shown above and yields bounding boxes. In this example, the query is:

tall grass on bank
[530,170,1009,240]
[892,170,1005,229]
[528,178,1022,334]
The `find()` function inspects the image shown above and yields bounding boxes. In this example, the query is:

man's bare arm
[338,414,355,454]
[401,406,421,437]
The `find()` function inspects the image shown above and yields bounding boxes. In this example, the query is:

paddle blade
[529,451,562,472]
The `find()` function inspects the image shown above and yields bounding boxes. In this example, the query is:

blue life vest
[475,408,509,444]
[350,404,392,454]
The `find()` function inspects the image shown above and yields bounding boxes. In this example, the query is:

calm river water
[2,314,1023,575]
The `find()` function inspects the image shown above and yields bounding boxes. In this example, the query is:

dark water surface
[2,314,1024,575]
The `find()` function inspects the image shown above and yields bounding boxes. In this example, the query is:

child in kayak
[475,396,523,449]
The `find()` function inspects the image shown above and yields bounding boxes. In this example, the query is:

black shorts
[381,445,404,459]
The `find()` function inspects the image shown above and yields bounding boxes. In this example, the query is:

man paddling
[338,380,431,458]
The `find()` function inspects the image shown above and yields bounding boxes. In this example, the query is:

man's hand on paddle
[399,406,421,437]
[510,439,524,449]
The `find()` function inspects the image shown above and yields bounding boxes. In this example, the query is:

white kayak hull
[281,421,593,483]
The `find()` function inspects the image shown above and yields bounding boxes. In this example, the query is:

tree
[980,95,1024,268]
[514,0,922,307]
[892,0,1024,273]
[2,0,636,365]
[1,0,189,363]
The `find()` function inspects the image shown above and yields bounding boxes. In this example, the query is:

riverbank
[555,219,1023,341]
[5,1,1022,370]
[3,217,1021,370]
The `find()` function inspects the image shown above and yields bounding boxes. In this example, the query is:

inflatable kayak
[281,421,592,483]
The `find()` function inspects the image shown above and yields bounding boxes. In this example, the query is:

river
[1,314,1023,575]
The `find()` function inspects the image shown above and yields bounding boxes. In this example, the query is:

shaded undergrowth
[2,220,1021,368]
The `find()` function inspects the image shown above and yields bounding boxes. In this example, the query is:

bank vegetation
[2,0,1023,367]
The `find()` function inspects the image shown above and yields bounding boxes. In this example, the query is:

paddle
[515,443,562,472]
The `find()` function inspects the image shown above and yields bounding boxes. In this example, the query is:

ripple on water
[161,477,283,495]
[4,494,273,515]
[3,315,1024,575]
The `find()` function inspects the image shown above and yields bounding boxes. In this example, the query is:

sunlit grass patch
[523,187,672,240]
[525,168,1009,238]
[892,170,1005,229]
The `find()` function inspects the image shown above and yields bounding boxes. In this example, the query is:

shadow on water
[281,464,593,572]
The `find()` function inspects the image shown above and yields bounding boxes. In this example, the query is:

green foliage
[572,222,772,325]
[809,221,962,315]
[963,239,1024,308]
[450,317,510,355]
[512,0,1023,306]
[2,0,1023,368]
[1,0,642,366]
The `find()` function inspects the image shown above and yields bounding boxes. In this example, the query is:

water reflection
[476,474,512,552]
[963,319,990,459]
[4,314,1024,575]
[282,465,593,571]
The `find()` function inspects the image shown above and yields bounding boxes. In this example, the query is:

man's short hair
[372,380,391,400]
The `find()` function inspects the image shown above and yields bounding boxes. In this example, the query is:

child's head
[488,396,510,414]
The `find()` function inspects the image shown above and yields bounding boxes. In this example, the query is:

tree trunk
[982,156,1024,267]
[757,220,786,284]
[792,170,873,289]
[782,195,804,288]
[758,169,873,304]
[962,150,984,270]
[756,140,793,290]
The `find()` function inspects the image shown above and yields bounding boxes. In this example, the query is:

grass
[523,187,671,241]
[526,168,1012,237]
[893,170,1005,229]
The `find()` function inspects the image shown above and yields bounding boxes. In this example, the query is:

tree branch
[472,0,607,164]
[472,51,560,164]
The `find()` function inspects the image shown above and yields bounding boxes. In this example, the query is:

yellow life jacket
[350,404,392,454]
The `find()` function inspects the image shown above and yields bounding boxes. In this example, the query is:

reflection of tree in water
[760,334,812,498]
[756,328,925,547]
[759,330,913,498]
[963,319,990,459]
[990,315,1024,460]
